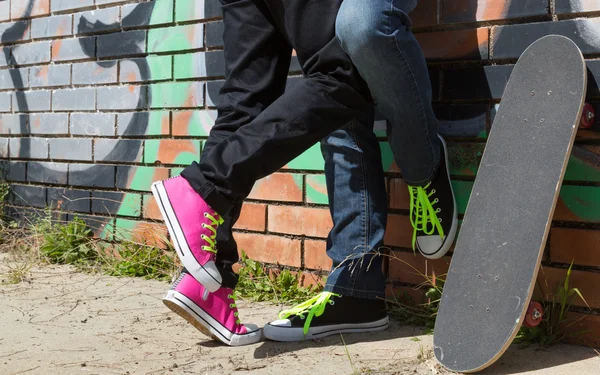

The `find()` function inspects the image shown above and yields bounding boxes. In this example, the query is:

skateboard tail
[434,35,586,374]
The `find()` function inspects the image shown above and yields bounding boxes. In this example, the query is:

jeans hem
[324,284,386,300]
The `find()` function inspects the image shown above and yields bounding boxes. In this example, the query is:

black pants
[182,0,373,232]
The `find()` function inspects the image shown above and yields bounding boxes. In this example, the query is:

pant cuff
[324,284,386,300]
[180,161,233,215]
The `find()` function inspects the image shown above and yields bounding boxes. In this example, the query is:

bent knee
[336,9,381,58]
[336,0,415,57]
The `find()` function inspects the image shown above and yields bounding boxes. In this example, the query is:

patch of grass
[385,252,443,333]
[5,260,32,284]
[1,207,177,282]
[416,343,433,363]
[36,215,96,265]
[104,241,176,281]
[234,251,322,304]
[515,261,591,347]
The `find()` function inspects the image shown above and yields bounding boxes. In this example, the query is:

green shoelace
[408,183,444,252]
[227,294,241,324]
[200,212,224,254]
[278,292,341,335]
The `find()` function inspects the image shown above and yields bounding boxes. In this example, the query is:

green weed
[104,241,176,281]
[385,252,443,333]
[234,251,322,304]
[515,261,591,347]
[36,215,95,265]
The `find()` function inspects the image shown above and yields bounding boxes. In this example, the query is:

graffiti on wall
[1,0,599,230]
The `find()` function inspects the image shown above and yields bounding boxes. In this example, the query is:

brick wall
[0,0,598,345]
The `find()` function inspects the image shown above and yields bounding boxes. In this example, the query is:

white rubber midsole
[151,181,222,292]
[263,316,389,342]
[163,290,262,346]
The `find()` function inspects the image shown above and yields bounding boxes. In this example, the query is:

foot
[152,176,223,292]
[163,269,262,346]
[263,292,389,342]
[408,135,458,259]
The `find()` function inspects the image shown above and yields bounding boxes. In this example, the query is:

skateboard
[433,35,587,373]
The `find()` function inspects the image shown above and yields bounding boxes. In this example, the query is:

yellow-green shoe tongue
[278,292,341,335]
[408,184,444,252]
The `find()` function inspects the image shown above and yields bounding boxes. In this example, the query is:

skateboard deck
[433,35,587,373]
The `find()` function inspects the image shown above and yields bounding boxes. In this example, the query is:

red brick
[386,285,428,305]
[416,28,489,61]
[233,203,266,232]
[267,206,332,238]
[143,195,162,220]
[537,266,600,309]
[235,233,301,268]
[550,228,600,267]
[411,0,438,29]
[304,239,333,270]
[269,268,326,289]
[563,312,600,348]
[388,251,451,285]
[389,178,410,210]
[384,214,413,248]
[130,222,169,248]
[248,173,303,202]
[298,271,326,288]
[442,1,547,23]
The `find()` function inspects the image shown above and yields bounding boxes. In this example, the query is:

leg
[180,0,373,215]
[200,0,292,279]
[158,0,290,347]
[336,0,457,258]
[321,113,388,300]
[337,0,438,185]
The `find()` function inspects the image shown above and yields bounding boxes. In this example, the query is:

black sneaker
[263,292,389,342]
[408,134,458,259]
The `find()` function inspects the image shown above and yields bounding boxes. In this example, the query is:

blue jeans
[321,112,388,300]
[336,0,440,186]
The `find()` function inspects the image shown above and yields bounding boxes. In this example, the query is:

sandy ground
[1,253,599,375]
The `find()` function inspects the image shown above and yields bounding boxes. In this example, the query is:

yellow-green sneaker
[408,135,457,259]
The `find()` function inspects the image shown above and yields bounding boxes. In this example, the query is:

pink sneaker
[163,270,262,346]
[152,176,223,292]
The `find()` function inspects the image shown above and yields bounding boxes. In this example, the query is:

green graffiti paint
[559,185,600,222]
[99,218,115,241]
[564,156,600,182]
[148,0,173,25]
[448,143,484,177]
[379,142,396,172]
[451,180,473,215]
[113,218,138,242]
[148,24,202,54]
[174,52,205,80]
[306,175,329,204]
[149,82,200,108]
[175,0,204,22]
[285,143,325,171]
[115,193,143,217]
[126,167,164,192]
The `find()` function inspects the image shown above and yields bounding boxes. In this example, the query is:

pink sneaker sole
[151,180,222,292]
[163,290,262,346]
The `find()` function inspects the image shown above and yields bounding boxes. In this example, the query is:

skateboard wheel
[580,103,595,129]
[523,301,543,328]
